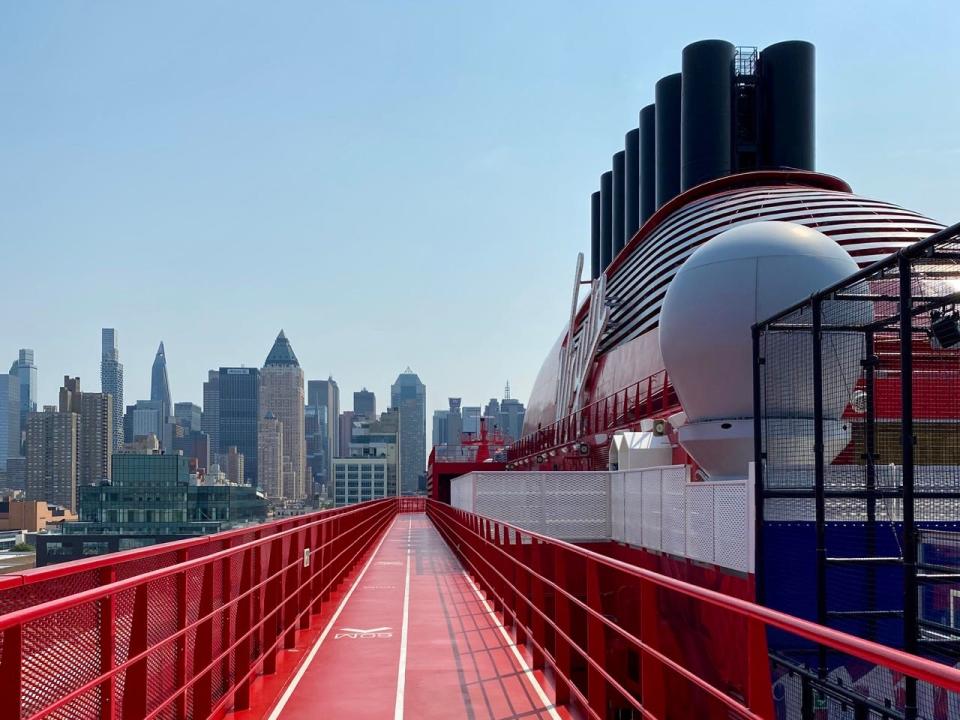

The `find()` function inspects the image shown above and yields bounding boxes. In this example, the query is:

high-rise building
[446,398,463,446]
[100,329,124,452]
[174,402,202,432]
[202,370,220,459]
[390,368,426,494]
[305,402,328,494]
[333,409,399,507]
[59,377,112,487]
[128,399,170,449]
[353,388,376,420]
[151,342,172,419]
[338,410,354,458]
[462,406,481,435]
[224,446,245,485]
[0,372,20,471]
[172,428,210,472]
[260,331,305,501]
[218,367,259,485]
[431,409,449,449]
[11,349,37,448]
[484,398,501,425]
[308,377,340,484]
[499,398,526,442]
[25,407,78,511]
[258,412,284,499]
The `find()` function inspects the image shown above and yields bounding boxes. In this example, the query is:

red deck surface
[251,513,567,720]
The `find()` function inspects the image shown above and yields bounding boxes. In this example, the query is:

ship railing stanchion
[640,576,665,718]
[233,547,253,711]
[174,548,188,720]
[553,544,572,707]
[530,539,546,671]
[99,566,117,720]
[586,560,608,715]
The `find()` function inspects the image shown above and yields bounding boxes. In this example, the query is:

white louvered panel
[624,470,645,548]
[713,484,748,572]
[640,469,663,551]
[660,467,687,557]
[464,471,611,541]
[685,484,715,564]
[610,471,626,543]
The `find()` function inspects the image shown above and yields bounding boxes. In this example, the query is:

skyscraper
[174,402,202,432]
[218,367,259,485]
[260,331,306,501]
[100,329,124,452]
[447,398,463,445]
[59,377,112,487]
[11,349,37,447]
[0,372,20,471]
[305,402,328,494]
[202,370,220,459]
[308,377,340,485]
[224,446,245,485]
[258,412,284,498]
[462,406,481,435]
[431,409,449,448]
[353,388,376,421]
[338,410,354,459]
[390,368,426,494]
[151,342,172,419]
[26,407,78,511]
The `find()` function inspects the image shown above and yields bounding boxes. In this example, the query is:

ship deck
[237,513,568,720]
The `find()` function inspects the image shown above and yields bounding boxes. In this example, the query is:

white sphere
[659,221,861,425]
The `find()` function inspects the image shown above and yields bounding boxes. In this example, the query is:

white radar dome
[659,221,863,479]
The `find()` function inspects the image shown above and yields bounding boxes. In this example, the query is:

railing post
[284,532,301,648]
[0,625,23,720]
[639,577,665,718]
[122,583,149,720]
[263,538,282,674]
[233,548,253,711]
[193,562,215,720]
[529,540,546,670]
[552,545,571,707]
[219,551,233,703]
[99,566,117,720]
[746,617,775,717]
[586,561,607,716]
[174,549,188,720]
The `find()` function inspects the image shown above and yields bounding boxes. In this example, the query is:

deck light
[930,308,960,348]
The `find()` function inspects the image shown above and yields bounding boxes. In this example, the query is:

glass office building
[218,367,259,485]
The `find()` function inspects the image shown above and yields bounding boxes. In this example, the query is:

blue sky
[1,1,958,416]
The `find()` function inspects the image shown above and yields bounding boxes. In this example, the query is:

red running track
[258,513,568,720]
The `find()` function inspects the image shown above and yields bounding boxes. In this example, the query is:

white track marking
[394,517,413,719]
[266,516,397,720]
[462,571,563,720]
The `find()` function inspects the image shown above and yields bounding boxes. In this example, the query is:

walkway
[264,513,567,720]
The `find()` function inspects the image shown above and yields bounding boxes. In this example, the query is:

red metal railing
[0,504,365,617]
[508,369,679,462]
[0,498,415,720]
[428,500,960,719]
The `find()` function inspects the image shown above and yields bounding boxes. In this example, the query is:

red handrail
[427,500,960,719]
[0,498,405,720]
[508,369,679,462]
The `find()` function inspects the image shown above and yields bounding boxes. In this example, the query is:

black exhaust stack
[600,171,613,271]
[759,41,815,170]
[655,73,682,209]
[624,128,640,244]
[639,104,656,224]
[681,40,735,191]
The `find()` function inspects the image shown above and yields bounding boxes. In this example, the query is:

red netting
[21,600,101,719]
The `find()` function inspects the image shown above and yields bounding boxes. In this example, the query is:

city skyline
[5,4,956,422]
[2,331,520,426]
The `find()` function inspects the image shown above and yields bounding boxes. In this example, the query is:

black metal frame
[752,221,960,720]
